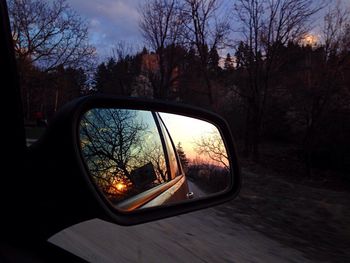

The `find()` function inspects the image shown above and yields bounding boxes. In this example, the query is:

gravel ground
[215,169,350,263]
[50,161,350,262]
[50,207,312,263]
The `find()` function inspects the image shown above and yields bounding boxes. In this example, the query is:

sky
[67,0,232,60]
[67,0,350,62]
[160,112,224,163]
[68,0,143,60]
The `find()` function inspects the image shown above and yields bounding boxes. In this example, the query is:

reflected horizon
[160,112,229,169]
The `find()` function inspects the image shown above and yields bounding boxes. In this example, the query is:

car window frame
[157,114,184,177]
[154,113,181,179]
[151,111,173,182]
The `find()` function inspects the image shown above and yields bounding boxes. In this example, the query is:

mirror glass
[79,108,231,212]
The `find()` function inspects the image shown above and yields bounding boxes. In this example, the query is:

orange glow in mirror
[115,182,126,191]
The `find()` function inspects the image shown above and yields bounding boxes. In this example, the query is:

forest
[8,0,350,180]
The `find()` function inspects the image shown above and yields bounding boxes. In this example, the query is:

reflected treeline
[80,109,168,203]
[186,161,230,194]
[188,129,230,193]
[194,129,229,170]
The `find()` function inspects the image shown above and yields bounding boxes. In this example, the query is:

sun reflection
[107,179,129,195]
[115,182,126,191]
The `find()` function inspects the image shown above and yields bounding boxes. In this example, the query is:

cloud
[90,18,101,27]
[68,0,143,59]
[95,1,139,22]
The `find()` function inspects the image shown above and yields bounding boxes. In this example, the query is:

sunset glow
[301,33,318,46]
[116,182,126,191]
[159,112,228,168]
[160,113,214,156]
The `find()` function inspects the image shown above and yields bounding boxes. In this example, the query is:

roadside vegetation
[216,144,350,262]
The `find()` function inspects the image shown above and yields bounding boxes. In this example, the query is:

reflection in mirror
[79,109,231,212]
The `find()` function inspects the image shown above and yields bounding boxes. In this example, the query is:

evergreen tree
[141,46,149,55]
[224,53,234,71]
[208,47,220,72]
[176,142,189,170]
[94,63,108,92]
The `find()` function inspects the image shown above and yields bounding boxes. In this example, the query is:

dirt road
[50,207,311,263]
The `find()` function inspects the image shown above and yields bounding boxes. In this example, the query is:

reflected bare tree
[80,109,169,202]
[80,109,149,197]
[194,129,229,170]
[139,143,168,183]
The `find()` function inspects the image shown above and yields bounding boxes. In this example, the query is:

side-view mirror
[79,108,231,212]
[29,95,240,238]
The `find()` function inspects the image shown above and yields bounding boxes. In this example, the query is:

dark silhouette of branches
[322,2,350,58]
[139,0,186,99]
[286,3,350,175]
[233,0,322,159]
[80,109,171,201]
[139,0,185,51]
[182,0,230,105]
[80,109,148,196]
[139,143,168,183]
[8,0,95,121]
[194,130,229,170]
[8,0,95,71]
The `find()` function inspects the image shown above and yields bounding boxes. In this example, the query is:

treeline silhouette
[9,0,350,179]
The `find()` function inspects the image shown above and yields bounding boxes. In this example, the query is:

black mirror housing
[29,95,241,239]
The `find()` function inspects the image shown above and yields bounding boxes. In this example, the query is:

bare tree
[112,41,138,62]
[289,1,350,174]
[110,41,141,96]
[8,0,95,120]
[8,0,95,71]
[323,1,350,58]
[183,0,230,105]
[139,0,186,99]
[233,0,322,159]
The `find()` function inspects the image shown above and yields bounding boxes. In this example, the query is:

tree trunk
[302,128,315,177]
[244,107,253,157]
[244,102,261,161]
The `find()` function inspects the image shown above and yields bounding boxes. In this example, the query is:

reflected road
[187,180,206,199]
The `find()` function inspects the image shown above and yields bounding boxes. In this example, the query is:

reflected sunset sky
[159,113,220,162]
